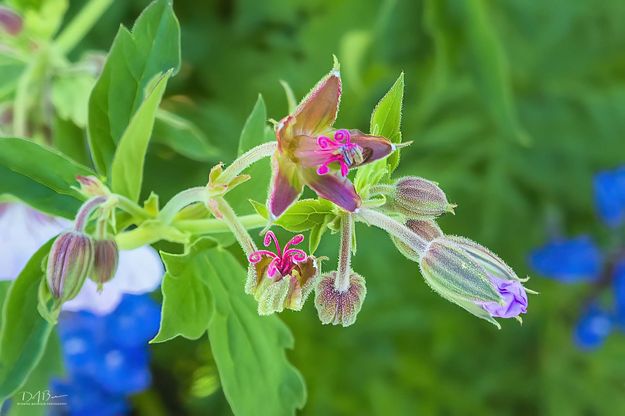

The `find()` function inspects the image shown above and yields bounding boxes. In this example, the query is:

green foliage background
[11,0,625,414]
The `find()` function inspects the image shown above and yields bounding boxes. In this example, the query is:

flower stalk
[335,213,353,292]
[356,208,428,256]
[74,196,108,232]
[218,142,278,185]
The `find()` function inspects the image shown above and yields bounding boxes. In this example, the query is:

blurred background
[21,0,625,414]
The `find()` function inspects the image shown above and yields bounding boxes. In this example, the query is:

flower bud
[0,6,22,36]
[314,271,366,327]
[76,176,110,198]
[392,219,443,261]
[386,177,454,220]
[46,231,94,302]
[419,235,528,326]
[91,239,119,288]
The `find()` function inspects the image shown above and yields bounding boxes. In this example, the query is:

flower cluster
[245,62,531,327]
[50,294,160,414]
[530,165,625,349]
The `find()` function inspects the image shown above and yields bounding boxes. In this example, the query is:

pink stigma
[316,129,360,177]
[248,231,308,278]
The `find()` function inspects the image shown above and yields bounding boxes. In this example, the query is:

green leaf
[152,238,218,343]
[110,71,171,202]
[10,0,67,40]
[88,0,181,176]
[0,241,54,402]
[153,238,306,415]
[8,332,63,416]
[152,110,221,161]
[51,72,95,128]
[0,138,93,217]
[202,243,306,415]
[226,95,272,214]
[354,72,404,193]
[0,54,26,101]
[251,198,335,232]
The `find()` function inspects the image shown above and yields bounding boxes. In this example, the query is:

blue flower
[52,294,160,415]
[612,259,625,327]
[594,166,625,227]
[574,305,613,350]
[529,236,602,283]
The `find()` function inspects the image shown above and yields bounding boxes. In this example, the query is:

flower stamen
[248,231,308,278]
[316,129,364,177]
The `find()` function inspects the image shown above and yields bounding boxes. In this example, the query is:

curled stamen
[334,129,350,143]
[248,231,310,279]
[248,250,279,264]
[317,136,334,149]
[315,130,361,177]
[284,234,305,251]
[284,249,308,263]
[263,231,282,256]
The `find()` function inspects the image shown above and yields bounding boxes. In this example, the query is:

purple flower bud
[0,6,22,36]
[419,235,529,326]
[76,176,109,198]
[46,231,94,302]
[387,177,455,220]
[91,239,119,288]
[314,271,366,327]
[392,219,443,261]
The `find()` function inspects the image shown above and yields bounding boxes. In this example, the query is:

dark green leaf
[251,198,335,232]
[0,241,54,402]
[0,138,93,218]
[88,0,181,176]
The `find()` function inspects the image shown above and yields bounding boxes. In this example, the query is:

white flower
[0,202,163,315]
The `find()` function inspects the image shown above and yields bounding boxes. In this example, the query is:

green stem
[74,196,107,232]
[159,187,208,224]
[219,142,277,184]
[368,184,394,195]
[356,208,428,257]
[212,197,257,256]
[55,0,114,54]
[116,195,150,221]
[175,214,266,234]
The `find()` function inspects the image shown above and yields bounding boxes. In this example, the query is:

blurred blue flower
[574,305,613,350]
[594,166,625,227]
[53,294,160,415]
[612,259,625,327]
[529,236,602,282]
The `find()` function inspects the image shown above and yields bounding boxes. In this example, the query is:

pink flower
[267,61,395,219]
[246,231,319,315]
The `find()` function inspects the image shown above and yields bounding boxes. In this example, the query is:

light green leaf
[354,72,404,193]
[0,54,26,101]
[226,95,272,214]
[88,0,181,176]
[152,238,218,343]
[152,238,306,415]
[153,110,221,161]
[202,243,306,416]
[0,138,93,217]
[251,198,335,232]
[0,241,54,403]
[111,71,171,202]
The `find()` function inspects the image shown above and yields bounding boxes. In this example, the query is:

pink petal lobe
[348,130,394,166]
[302,169,361,212]
[268,154,304,219]
[292,69,341,136]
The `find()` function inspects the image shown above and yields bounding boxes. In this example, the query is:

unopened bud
[314,271,366,327]
[386,177,455,220]
[0,6,22,36]
[419,235,529,326]
[76,176,109,198]
[46,232,94,302]
[392,219,443,261]
[91,239,119,288]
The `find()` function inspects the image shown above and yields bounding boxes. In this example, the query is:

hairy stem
[368,184,394,195]
[159,187,208,224]
[219,142,277,185]
[357,208,428,257]
[212,197,257,256]
[174,214,266,234]
[116,195,150,221]
[74,196,107,232]
[55,0,114,54]
[335,213,353,292]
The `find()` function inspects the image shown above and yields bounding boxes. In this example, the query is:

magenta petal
[302,169,361,212]
[348,130,394,166]
[292,69,341,136]
[268,155,304,219]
